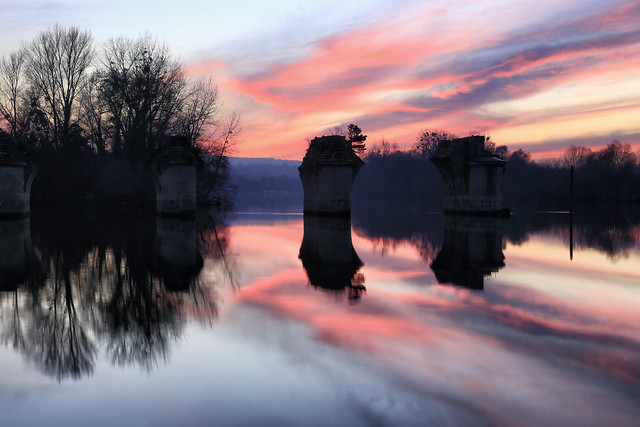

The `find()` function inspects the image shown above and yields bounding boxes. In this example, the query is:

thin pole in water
[570,165,574,260]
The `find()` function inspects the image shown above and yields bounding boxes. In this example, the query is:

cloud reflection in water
[231,208,640,425]
[0,205,639,425]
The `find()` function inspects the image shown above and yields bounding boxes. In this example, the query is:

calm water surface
[1,203,639,426]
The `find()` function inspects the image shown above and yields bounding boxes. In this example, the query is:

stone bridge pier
[299,135,364,216]
[0,132,37,217]
[431,135,507,216]
[150,136,199,217]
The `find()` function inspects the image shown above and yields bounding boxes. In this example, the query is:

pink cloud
[188,1,640,159]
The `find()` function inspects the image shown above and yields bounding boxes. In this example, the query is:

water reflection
[234,208,640,426]
[0,209,231,381]
[504,204,640,259]
[1,202,640,425]
[431,215,505,290]
[353,200,640,264]
[2,218,49,293]
[151,216,203,291]
[299,215,365,302]
[351,199,443,264]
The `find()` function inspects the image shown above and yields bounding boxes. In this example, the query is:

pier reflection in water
[299,214,365,301]
[152,216,203,292]
[430,215,505,290]
[0,218,40,292]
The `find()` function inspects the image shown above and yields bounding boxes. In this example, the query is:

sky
[1,0,639,160]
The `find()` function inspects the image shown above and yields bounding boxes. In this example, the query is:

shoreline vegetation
[356,137,640,207]
[0,25,238,211]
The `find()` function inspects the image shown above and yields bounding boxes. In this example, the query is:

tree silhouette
[0,49,27,137]
[96,35,184,157]
[24,24,94,149]
[347,123,367,154]
[415,129,456,158]
[562,145,592,168]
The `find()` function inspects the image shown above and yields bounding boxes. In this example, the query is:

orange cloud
[188,1,640,159]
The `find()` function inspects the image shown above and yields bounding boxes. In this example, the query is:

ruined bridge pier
[150,136,199,217]
[431,135,508,216]
[0,132,37,218]
[298,135,364,216]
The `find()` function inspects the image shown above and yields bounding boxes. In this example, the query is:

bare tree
[416,129,456,158]
[326,125,346,137]
[562,145,593,168]
[484,136,509,158]
[78,73,109,155]
[596,140,636,172]
[96,34,185,158]
[210,111,241,165]
[173,76,220,144]
[24,24,94,149]
[369,137,398,156]
[0,49,27,136]
[318,123,366,154]
[196,112,241,204]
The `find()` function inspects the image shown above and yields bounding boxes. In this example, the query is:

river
[1,201,639,426]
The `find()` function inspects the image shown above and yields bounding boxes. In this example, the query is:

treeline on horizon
[0,24,238,208]
[353,129,640,207]
[230,125,640,208]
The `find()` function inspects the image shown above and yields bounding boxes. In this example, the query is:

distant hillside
[229,157,302,196]
[228,157,300,180]
[229,157,300,166]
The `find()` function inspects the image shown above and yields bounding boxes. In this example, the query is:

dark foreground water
[1,202,639,426]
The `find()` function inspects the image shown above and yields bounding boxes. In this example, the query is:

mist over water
[1,201,639,426]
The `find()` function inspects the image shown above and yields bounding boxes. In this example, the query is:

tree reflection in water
[352,199,640,288]
[352,199,444,266]
[0,208,235,381]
